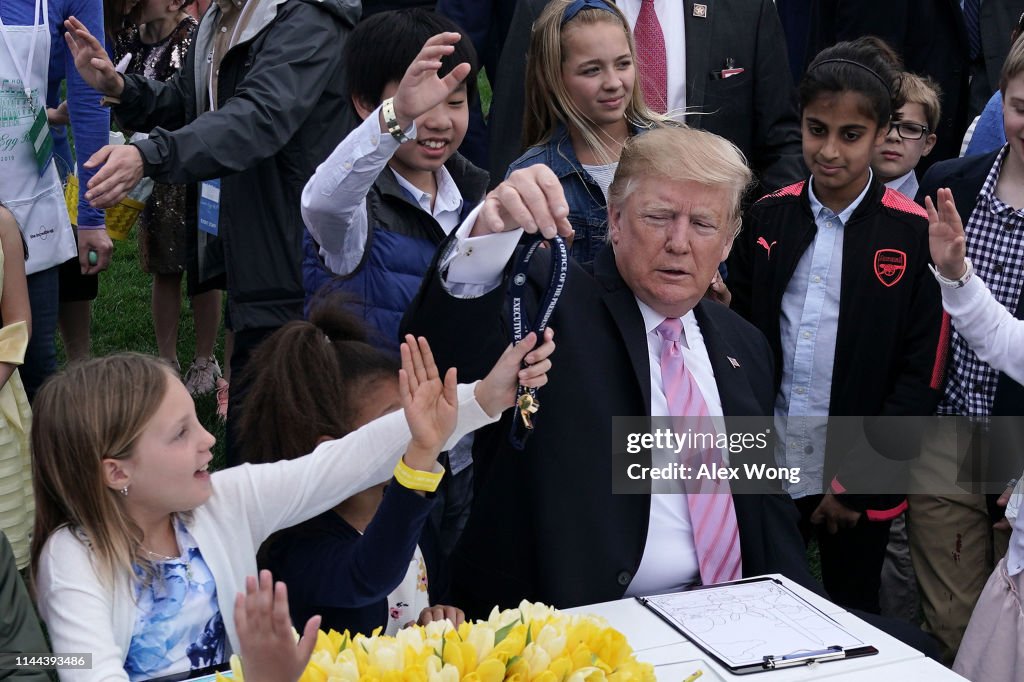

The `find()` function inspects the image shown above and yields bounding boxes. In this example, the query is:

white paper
[641,579,864,669]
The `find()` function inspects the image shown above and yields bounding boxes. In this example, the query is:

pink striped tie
[656,317,742,585]
[634,0,668,113]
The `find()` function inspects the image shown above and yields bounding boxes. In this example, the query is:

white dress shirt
[884,170,919,202]
[442,210,727,594]
[617,0,687,118]
[300,104,463,276]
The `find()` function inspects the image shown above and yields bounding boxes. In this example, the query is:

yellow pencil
[682,670,703,682]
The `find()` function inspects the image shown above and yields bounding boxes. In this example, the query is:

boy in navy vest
[301,9,487,354]
[301,10,487,558]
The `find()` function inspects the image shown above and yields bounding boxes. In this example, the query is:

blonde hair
[608,127,753,234]
[898,72,942,132]
[30,354,176,586]
[522,0,667,163]
[1000,35,1024,94]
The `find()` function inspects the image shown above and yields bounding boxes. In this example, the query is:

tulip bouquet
[219,600,655,682]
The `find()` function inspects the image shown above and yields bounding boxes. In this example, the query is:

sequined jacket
[113,16,198,86]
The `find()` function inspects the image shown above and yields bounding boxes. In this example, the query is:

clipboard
[637,577,878,674]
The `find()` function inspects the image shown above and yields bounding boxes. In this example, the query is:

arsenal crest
[874,249,907,287]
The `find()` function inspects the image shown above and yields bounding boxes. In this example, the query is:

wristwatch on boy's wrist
[930,257,974,288]
[382,97,413,144]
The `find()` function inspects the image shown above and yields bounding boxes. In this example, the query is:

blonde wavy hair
[521,0,668,164]
[30,354,177,587]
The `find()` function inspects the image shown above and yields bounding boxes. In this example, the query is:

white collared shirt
[624,299,726,595]
[884,170,919,202]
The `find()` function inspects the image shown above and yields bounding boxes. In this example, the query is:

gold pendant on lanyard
[517,393,540,430]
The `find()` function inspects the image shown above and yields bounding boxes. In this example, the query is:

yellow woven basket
[64,174,144,241]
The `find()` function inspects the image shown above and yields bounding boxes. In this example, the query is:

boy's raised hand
[926,188,968,280]
[400,335,458,464]
[389,32,471,131]
[474,328,556,418]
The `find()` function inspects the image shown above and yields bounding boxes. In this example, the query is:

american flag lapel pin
[727,356,741,369]
[693,3,708,18]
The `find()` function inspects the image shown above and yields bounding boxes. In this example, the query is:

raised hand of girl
[399,335,458,468]
[389,32,472,131]
[474,328,556,418]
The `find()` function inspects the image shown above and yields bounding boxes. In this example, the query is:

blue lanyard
[506,234,568,449]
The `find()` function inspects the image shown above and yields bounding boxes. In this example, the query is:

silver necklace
[141,545,193,581]
[141,546,180,561]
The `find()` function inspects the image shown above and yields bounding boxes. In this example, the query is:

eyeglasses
[888,122,930,140]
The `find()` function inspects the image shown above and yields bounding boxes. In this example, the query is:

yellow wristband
[393,458,444,492]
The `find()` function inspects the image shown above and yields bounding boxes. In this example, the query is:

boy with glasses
[874,73,941,202]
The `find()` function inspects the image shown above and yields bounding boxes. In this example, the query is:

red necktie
[635,0,669,114]
[657,318,743,584]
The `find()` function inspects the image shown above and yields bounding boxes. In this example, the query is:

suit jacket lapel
[684,0,713,120]
[594,250,653,414]
[693,301,763,416]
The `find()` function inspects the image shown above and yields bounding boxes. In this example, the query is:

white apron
[0,0,77,275]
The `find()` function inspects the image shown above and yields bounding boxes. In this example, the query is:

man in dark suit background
[402,126,818,616]
[485,0,804,192]
[806,0,1024,173]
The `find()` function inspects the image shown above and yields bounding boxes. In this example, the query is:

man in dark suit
[485,0,803,192]
[403,126,818,616]
[972,1,1024,116]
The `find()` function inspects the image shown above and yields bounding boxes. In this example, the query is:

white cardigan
[939,273,1024,575]
[941,273,1024,384]
[36,383,495,682]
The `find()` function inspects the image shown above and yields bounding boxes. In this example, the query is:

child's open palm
[391,32,472,129]
[926,188,968,280]
[400,335,458,457]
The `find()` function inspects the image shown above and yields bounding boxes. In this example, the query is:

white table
[564,575,966,681]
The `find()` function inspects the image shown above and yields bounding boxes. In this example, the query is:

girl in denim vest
[506,0,667,265]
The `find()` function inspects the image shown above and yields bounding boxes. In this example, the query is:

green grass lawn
[82,234,227,465]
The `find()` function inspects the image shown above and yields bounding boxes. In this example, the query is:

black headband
[811,58,891,96]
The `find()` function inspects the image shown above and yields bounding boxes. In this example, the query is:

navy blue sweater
[263,482,446,635]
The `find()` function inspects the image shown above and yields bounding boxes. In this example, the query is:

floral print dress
[384,545,430,635]
[124,519,227,681]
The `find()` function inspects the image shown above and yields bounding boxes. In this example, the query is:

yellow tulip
[535,624,567,660]
[548,655,574,680]
[298,659,329,682]
[569,644,594,670]
[228,654,245,682]
[521,642,551,679]
[475,657,506,682]
[492,625,528,658]
[506,656,529,679]
[566,667,606,682]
